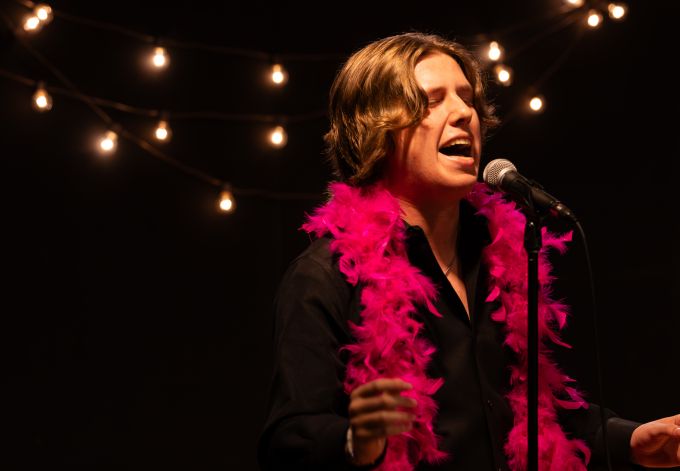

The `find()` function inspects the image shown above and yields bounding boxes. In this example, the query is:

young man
[258,32,680,470]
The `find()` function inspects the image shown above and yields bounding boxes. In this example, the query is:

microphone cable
[575,220,613,471]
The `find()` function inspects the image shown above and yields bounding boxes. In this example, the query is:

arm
[256,242,371,470]
[560,403,680,469]
[559,403,644,471]
[559,403,641,470]
[258,241,420,470]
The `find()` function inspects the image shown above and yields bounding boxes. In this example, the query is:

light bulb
[269,125,287,148]
[587,10,603,28]
[608,3,627,20]
[271,63,288,85]
[32,84,53,112]
[34,4,53,24]
[219,190,236,213]
[99,130,118,153]
[22,15,41,32]
[565,0,584,7]
[151,47,169,69]
[487,41,502,62]
[154,120,172,142]
[493,64,512,86]
[529,96,544,112]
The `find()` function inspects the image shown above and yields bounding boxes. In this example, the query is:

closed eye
[460,95,474,106]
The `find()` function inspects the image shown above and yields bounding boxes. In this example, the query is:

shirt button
[487,399,494,408]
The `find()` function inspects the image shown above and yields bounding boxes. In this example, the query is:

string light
[218,187,236,213]
[99,130,118,154]
[21,3,53,33]
[608,3,627,20]
[529,96,545,113]
[32,82,53,112]
[270,63,288,85]
[151,46,169,69]
[34,4,53,24]
[1,1,635,209]
[487,41,503,62]
[269,125,287,148]
[154,119,172,142]
[22,14,41,32]
[493,64,513,86]
[587,10,603,28]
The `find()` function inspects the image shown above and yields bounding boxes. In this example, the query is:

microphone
[482,158,578,223]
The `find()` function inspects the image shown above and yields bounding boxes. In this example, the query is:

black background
[1,0,677,469]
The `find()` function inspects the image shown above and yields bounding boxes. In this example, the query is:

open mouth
[439,141,472,157]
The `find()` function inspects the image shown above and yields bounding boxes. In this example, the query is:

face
[385,52,482,203]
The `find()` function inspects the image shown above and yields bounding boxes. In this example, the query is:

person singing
[257,32,680,470]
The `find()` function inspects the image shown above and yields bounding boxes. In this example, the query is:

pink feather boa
[302,182,590,470]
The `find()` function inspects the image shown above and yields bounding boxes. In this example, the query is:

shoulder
[292,237,335,270]
[277,237,352,307]
[275,237,357,335]
[283,237,338,285]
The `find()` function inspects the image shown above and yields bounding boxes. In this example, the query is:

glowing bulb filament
[34,4,53,23]
[608,3,627,20]
[529,97,544,112]
[99,130,118,153]
[152,47,169,69]
[587,10,603,28]
[32,85,53,112]
[23,15,41,32]
[487,41,502,61]
[565,0,584,7]
[271,64,288,85]
[269,125,288,148]
[154,120,171,142]
[219,190,235,213]
[493,64,512,86]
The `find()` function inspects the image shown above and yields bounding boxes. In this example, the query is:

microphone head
[483,158,516,186]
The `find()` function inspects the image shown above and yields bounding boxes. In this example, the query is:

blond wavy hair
[325,32,499,186]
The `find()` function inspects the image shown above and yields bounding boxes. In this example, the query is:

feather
[303,182,589,470]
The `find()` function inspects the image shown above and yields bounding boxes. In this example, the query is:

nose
[447,95,473,127]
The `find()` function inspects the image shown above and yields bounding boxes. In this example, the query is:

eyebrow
[426,85,474,97]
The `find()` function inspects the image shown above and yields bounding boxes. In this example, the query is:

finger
[350,410,415,431]
[354,421,413,439]
[351,378,413,399]
[646,422,680,439]
[674,414,680,427]
[349,392,418,417]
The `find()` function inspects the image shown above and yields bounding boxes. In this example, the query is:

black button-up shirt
[402,203,513,470]
[257,200,639,470]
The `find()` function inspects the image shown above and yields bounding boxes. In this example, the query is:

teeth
[439,138,472,156]
[445,138,470,147]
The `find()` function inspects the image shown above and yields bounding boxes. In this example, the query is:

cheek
[405,131,437,170]
[471,114,482,149]
[411,121,440,148]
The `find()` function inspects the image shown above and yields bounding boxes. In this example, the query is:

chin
[454,172,478,187]
[439,177,476,199]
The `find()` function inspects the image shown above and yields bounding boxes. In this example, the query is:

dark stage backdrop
[2,0,677,469]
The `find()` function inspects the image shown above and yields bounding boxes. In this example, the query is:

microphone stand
[511,187,546,471]
[485,162,584,471]
[524,213,542,471]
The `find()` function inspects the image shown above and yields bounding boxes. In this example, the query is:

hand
[347,378,417,466]
[630,414,680,468]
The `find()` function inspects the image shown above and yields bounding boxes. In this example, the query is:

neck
[396,195,462,273]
